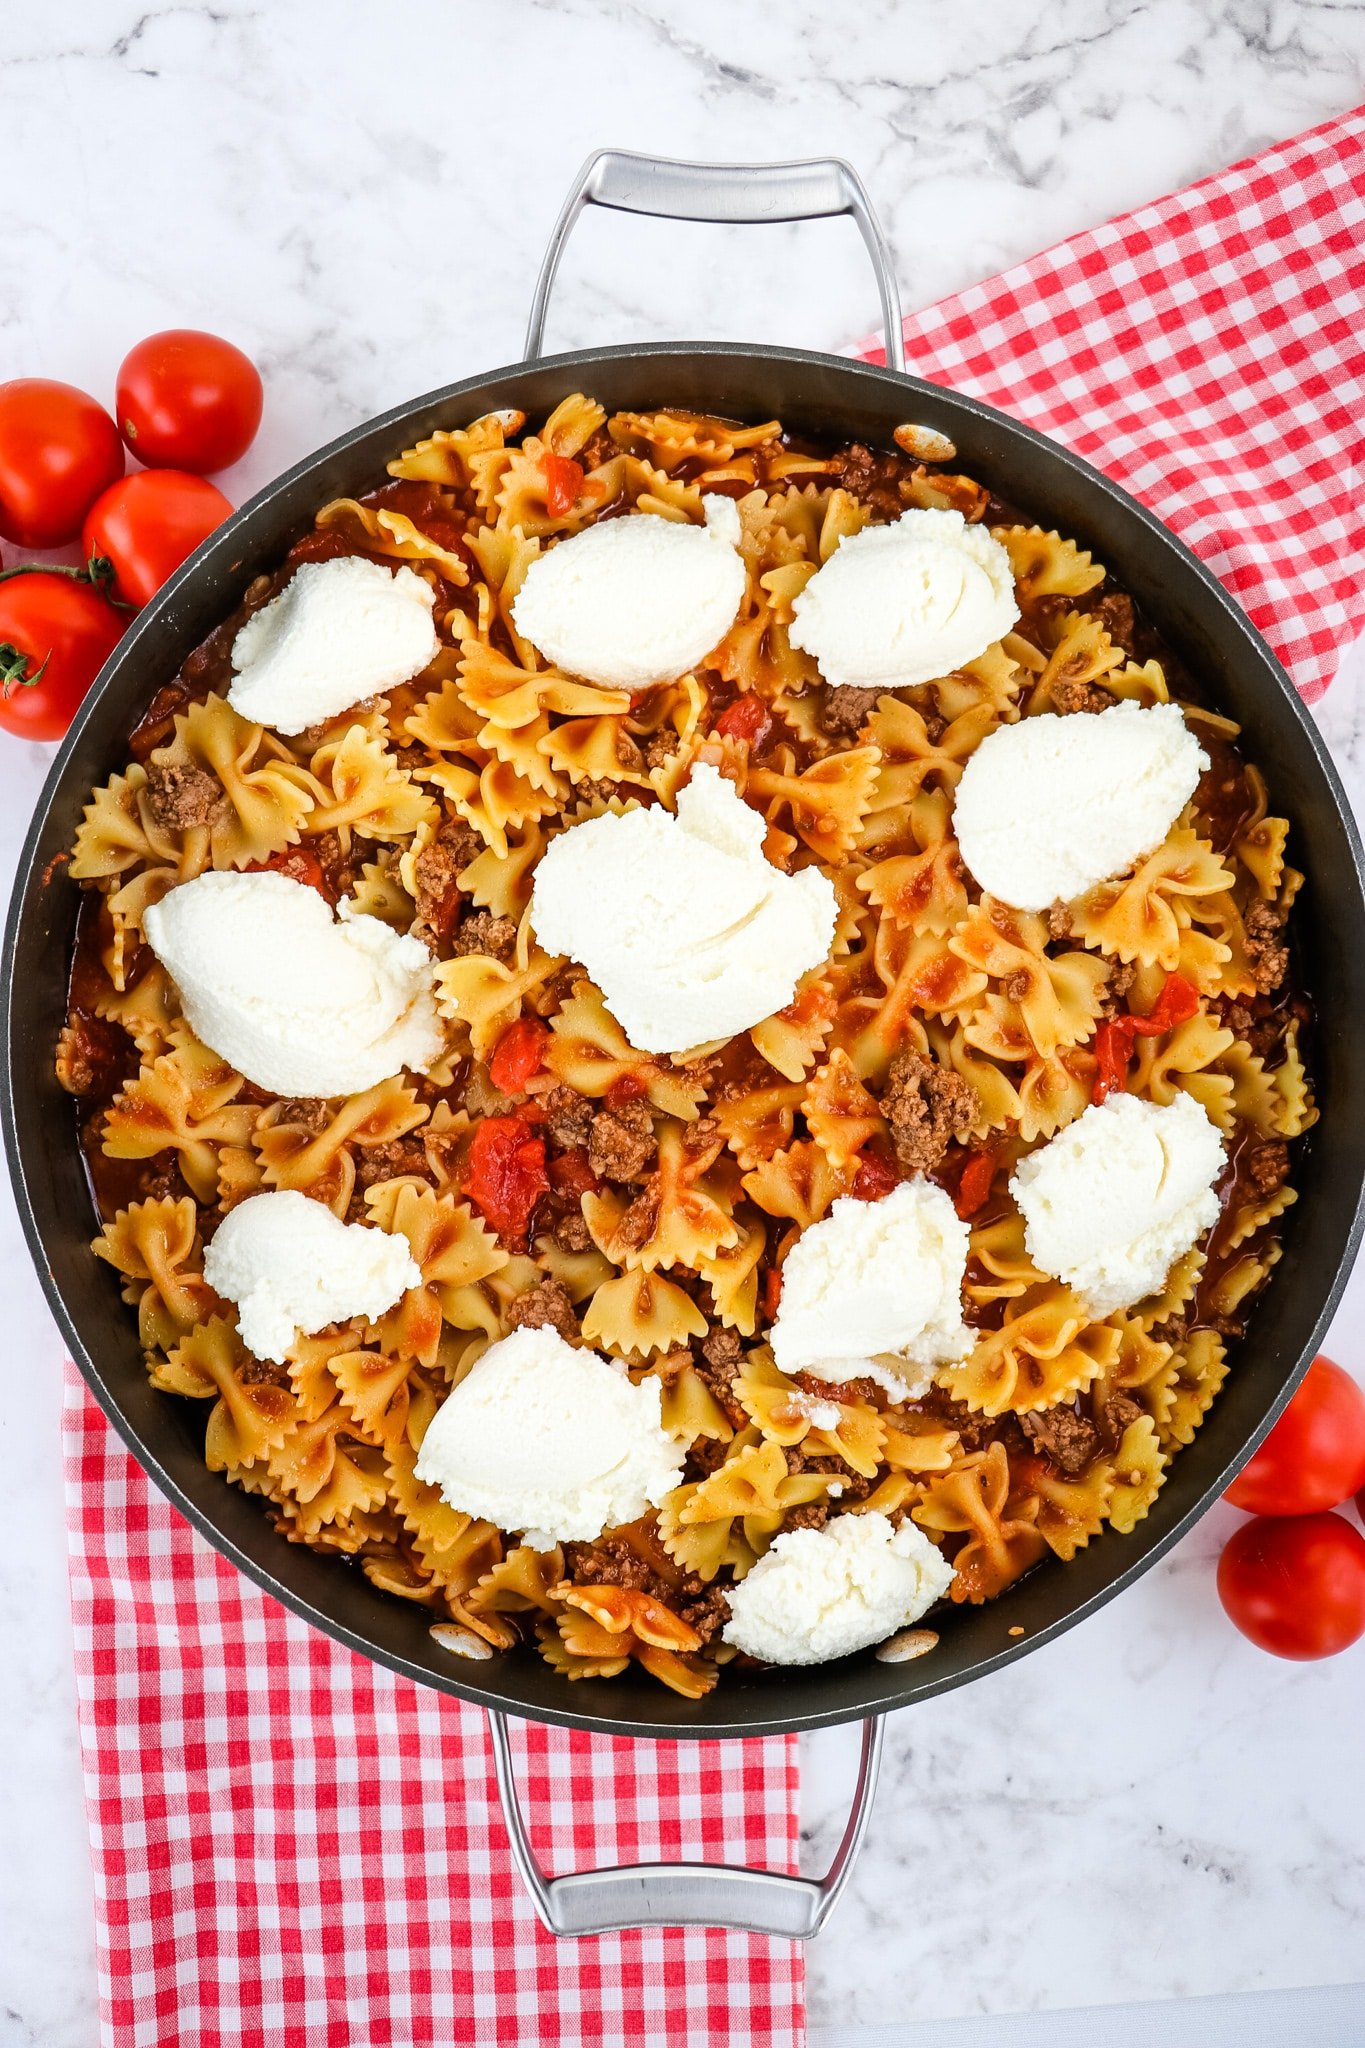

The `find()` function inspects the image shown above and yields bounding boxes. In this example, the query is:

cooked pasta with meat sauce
[58,398,1314,1696]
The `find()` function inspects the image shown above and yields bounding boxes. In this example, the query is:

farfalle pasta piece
[453,640,631,730]
[750,972,838,1083]
[742,746,881,862]
[305,724,439,844]
[939,1287,1119,1417]
[1026,1458,1116,1560]
[954,900,1110,1063]
[658,1434,825,1581]
[580,1269,708,1360]
[993,526,1106,602]
[1071,825,1235,971]
[543,1585,716,1699]
[802,1050,885,1169]
[913,1443,1045,1604]
[741,1140,855,1229]
[435,937,561,1063]
[862,699,999,829]
[150,695,319,868]
[388,409,524,490]
[711,1079,805,1170]
[315,496,469,585]
[1129,1007,1236,1130]
[583,1120,739,1275]
[1159,1331,1229,1449]
[538,714,654,791]
[103,1035,259,1204]
[1272,1020,1316,1139]
[611,409,780,469]
[1029,610,1125,714]
[735,1349,885,1479]
[1015,1049,1093,1143]
[169,1317,295,1469]
[93,1195,217,1352]
[856,789,967,934]
[966,1211,1044,1307]
[1103,1415,1169,1533]
[695,1217,766,1336]
[256,1078,428,1216]
[544,982,706,1121]
[71,765,176,880]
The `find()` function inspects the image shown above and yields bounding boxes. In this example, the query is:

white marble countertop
[4,5,1365,2043]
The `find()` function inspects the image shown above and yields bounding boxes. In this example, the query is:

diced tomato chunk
[542,451,585,518]
[463,1115,548,1243]
[713,693,772,748]
[489,1016,548,1095]
[762,1267,783,1322]
[606,1070,649,1110]
[548,1146,601,1200]
[954,1147,996,1219]
[1090,972,1202,1104]
[850,1147,900,1202]
[243,843,333,902]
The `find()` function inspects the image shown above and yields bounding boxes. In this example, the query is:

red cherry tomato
[1224,1356,1365,1515]
[463,1116,548,1244]
[1090,971,1202,1104]
[606,1071,649,1111]
[116,330,263,473]
[0,573,124,740]
[0,379,125,547]
[488,1017,549,1095]
[1217,1512,1365,1659]
[547,1146,601,1200]
[83,470,233,608]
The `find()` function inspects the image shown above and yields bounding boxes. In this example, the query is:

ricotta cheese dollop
[527,763,838,1055]
[143,869,444,1096]
[227,557,439,734]
[788,508,1019,690]
[723,1511,955,1665]
[952,699,1208,911]
[203,1190,422,1364]
[1010,1090,1225,1317]
[510,495,746,689]
[769,1180,973,1401]
[413,1325,684,1545]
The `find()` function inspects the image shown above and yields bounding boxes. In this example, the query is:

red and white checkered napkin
[859,106,1365,702]
[62,106,1365,2048]
[62,1367,804,2048]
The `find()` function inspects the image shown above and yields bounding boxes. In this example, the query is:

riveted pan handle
[488,1707,884,1939]
[525,148,905,373]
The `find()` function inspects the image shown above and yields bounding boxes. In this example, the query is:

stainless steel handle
[488,1708,884,1939]
[525,147,905,373]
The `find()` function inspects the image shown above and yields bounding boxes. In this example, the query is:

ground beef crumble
[412,816,482,939]
[273,1097,334,1134]
[144,762,228,831]
[880,1047,978,1176]
[505,1276,578,1341]
[355,1136,432,1190]
[542,1084,594,1150]
[820,684,883,738]
[1086,591,1137,656]
[563,1537,731,1645]
[547,1203,593,1253]
[1100,958,1138,1016]
[1020,1404,1101,1476]
[1246,1139,1290,1196]
[1047,901,1073,941]
[1096,1391,1144,1451]
[644,730,680,770]
[451,909,517,960]
[831,441,912,520]
[588,1099,656,1182]
[1051,676,1115,716]
[693,1327,748,1427]
[1244,901,1289,992]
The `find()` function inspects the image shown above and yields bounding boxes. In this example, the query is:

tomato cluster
[0,331,262,740]
[1217,1355,1365,1660]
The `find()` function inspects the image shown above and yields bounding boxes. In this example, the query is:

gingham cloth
[63,1366,803,2048]
[858,105,1365,702]
[61,107,1365,2048]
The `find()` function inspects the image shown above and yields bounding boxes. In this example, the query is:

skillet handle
[487,1707,884,1939]
[525,148,905,373]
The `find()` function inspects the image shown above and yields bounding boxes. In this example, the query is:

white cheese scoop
[510,495,747,689]
[769,1179,974,1400]
[203,1190,422,1364]
[723,1512,955,1665]
[952,699,1208,910]
[527,764,838,1056]
[227,556,440,735]
[788,507,1018,690]
[1010,1090,1225,1316]
[413,1326,684,1545]
[142,868,444,1096]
